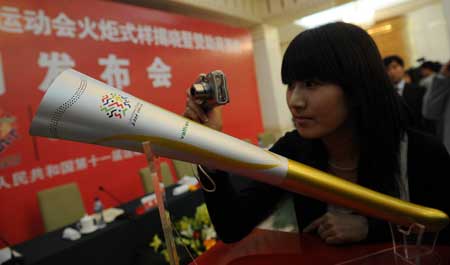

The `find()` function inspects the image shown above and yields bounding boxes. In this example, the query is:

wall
[368,17,412,67]
[407,1,450,64]
[252,25,294,138]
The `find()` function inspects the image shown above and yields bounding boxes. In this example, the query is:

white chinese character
[204,35,216,50]
[0,6,23,33]
[12,171,28,186]
[30,167,45,182]
[168,29,181,48]
[52,12,76,38]
[46,164,60,177]
[122,150,133,159]
[88,155,98,167]
[225,38,240,52]
[0,52,5,96]
[215,36,224,51]
[146,57,171,88]
[23,9,51,35]
[133,151,142,157]
[181,31,193,49]
[0,176,11,189]
[98,54,130,90]
[38,52,75,91]
[193,33,205,50]
[119,22,138,43]
[98,19,120,42]
[97,155,111,162]
[224,38,232,51]
[111,149,123,161]
[136,25,153,45]
[153,27,168,46]
[231,39,241,52]
[74,157,88,171]
[78,17,98,40]
[60,160,75,175]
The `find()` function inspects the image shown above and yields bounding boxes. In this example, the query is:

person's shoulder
[405,83,425,93]
[432,74,450,89]
[276,129,301,141]
[405,82,422,89]
[269,130,315,159]
[408,129,448,157]
[272,129,306,147]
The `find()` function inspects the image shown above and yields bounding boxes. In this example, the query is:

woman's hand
[303,212,368,244]
[183,89,223,131]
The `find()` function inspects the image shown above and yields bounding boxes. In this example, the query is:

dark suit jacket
[402,84,435,134]
[200,129,450,244]
[403,83,425,117]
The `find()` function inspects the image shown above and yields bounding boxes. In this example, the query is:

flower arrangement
[150,203,217,263]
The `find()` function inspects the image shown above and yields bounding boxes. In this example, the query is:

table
[14,186,204,265]
[194,229,450,265]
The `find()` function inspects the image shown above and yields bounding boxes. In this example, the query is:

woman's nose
[289,86,307,109]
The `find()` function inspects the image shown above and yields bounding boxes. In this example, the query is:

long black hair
[281,22,409,194]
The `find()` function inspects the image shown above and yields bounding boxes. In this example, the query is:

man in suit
[383,55,433,134]
[419,61,441,91]
[423,60,450,153]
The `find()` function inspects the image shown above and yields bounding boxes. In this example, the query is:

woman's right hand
[183,89,223,131]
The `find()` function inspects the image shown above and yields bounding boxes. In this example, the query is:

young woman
[183,22,450,245]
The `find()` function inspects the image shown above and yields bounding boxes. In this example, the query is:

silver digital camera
[190,70,229,111]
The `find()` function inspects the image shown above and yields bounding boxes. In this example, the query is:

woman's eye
[304,80,316,87]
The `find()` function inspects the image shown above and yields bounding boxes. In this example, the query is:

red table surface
[192,229,450,265]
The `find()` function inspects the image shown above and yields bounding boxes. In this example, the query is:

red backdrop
[0,0,263,244]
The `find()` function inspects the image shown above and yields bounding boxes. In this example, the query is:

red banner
[0,0,263,244]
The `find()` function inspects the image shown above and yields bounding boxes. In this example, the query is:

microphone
[98,186,134,220]
[0,235,24,265]
[98,185,124,205]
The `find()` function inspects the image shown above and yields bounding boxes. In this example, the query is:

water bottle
[94,197,106,229]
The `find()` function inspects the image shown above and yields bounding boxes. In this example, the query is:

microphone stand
[98,186,124,205]
[98,186,135,220]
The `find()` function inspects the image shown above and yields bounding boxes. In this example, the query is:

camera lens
[190,83,210,100]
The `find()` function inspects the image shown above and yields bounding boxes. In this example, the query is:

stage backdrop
[0,0,263,244]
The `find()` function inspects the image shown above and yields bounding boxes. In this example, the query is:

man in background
[423,60,450,153]
[419,61,442,90]
[384,55,434,134]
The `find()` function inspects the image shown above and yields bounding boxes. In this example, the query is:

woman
[183,22,450,245]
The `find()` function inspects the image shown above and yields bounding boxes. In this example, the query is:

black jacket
[403,83,425,118]
[402,84,435,134]
[200,129,450,244]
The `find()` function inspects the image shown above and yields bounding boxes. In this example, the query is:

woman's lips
[294,116,314,127]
